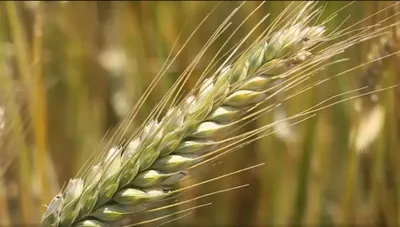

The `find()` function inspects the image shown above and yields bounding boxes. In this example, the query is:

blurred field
[0,1,399,226]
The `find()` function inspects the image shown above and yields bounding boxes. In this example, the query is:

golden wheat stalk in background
[345,6,400,224]
[39,2,400,227]
[352,21,400,154]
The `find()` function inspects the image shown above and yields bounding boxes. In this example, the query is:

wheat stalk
[351,28,400,153]
[40,2,398,227]
[343,8,400,224]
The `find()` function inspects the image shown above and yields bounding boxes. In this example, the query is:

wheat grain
[40,2,398,227]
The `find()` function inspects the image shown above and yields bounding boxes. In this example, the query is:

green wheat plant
[37,2,400,227]
[1,1,400,227]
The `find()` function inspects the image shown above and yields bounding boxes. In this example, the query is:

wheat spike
[40,2,396,227]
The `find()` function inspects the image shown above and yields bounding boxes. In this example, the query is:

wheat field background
[0,1,399,226]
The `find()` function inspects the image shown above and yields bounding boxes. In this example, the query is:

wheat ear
[41,14,326,227]
[40,2,393,227]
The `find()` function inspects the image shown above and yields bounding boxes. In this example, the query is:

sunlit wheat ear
[40,2,399,227]
[351,25,400,153]
[40,4,325,226]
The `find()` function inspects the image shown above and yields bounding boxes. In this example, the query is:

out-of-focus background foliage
[0,1,399,226]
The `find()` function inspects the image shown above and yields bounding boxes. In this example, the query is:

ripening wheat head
[40,2,400,227]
